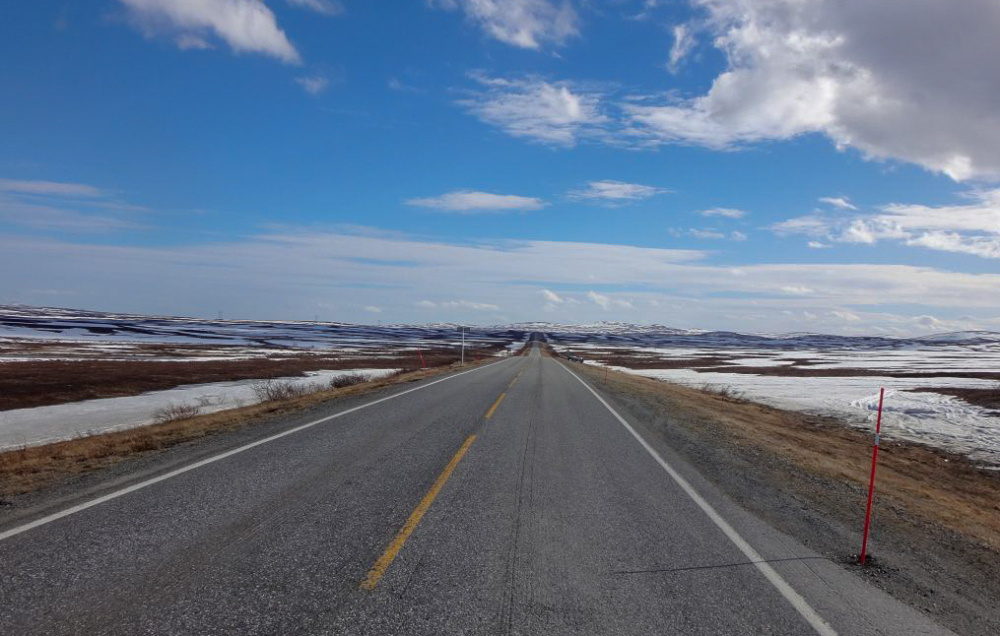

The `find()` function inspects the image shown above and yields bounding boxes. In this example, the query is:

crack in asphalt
[612,556,833,576]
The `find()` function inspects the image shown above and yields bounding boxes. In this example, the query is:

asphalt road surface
[0,345,955,635]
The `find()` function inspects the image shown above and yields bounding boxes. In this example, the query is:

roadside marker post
[604,365,609,383]
[418,350,426,369]
[460,326,467,365]
[860,387,885,565]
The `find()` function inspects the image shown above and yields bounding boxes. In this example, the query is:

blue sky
[2,0,999,334]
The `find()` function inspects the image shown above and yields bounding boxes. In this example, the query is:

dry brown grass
[0,345,504,410]
[573,361,1000,551]
[151,402,202,424]
[328,373,368,389]
[911,385,1000,411]
[558,346,1000,381]
[0,360,494,497]
[249,379,312,402]
[566,348,1000,380]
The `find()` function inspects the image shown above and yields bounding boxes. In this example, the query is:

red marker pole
[418,351,426,369]
[860,387,885,565]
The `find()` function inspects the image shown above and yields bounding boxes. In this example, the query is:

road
[0,345,954,635]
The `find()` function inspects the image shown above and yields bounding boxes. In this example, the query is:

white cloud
[730,230,747,241]
[623,0,1000,180]
[459,74,607,146]
[539,289,580,311]
[0,178,148,232]
[587,290,610,309]
[119,0,301,64]
[879,191,1000,236]
[406,190,546,213]
[567,180,667,204]
[295,75,330,95]
[819,196,857,210]
[441,300,500,311]
[429,0,580,50]
[176,34,211,50]
[807,241,830,249]
[541,288,564,303]
[629,0,670,21]
[906,232,1000,259]
[774,188,1000,258]
[838,218,909,245]
[0,202,143,232]
[286,0,343,16]
[831,310,861,323]
[5,228,1000,331]
[771,215,833,238]
[689,228,726,239]
[0,179,104,198]
[449,3,1000,181]
[364,305,382,313]
[587,290,632,310]
[700,207,746,219]
[837,219,873,244]
[667,23,695,73]
[388,78,423,93]
[781,285,813,295]
[911,315,943,329]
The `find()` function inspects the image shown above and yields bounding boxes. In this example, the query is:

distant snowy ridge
[2,306,999,349]
[526,322,1000,350]
[914,331,1000,343]
[0,305,526,349]
[504,321,703,336]
[503,320,1000,347]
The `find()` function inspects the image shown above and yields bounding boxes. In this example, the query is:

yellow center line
[508,371,523,389]
[484,392,506,419]
[361,372,518,590]
[360,434,477,590]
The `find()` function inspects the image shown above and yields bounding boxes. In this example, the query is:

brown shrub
[151,403,202,425]
[328,373,368,389]
[250,380,311,402]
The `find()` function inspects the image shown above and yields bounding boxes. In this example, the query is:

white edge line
[557,362,838,636]
[0,360,509,543]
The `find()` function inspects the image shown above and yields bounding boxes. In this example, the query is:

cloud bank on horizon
[2,0,999,335]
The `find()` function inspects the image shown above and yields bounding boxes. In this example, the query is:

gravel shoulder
[567,359,1000,636]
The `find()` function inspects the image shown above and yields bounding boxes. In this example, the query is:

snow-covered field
[3,306,998,464]
[0,305,529,449]
[548,332,1000,467]
[0,368,399,450]
[621,366,999,465]
[0,304,525,355]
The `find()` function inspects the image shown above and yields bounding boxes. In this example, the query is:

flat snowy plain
[554,342,1000,467]
[0,368,399,450]
[0,306,527,449]
[3,306,999,466]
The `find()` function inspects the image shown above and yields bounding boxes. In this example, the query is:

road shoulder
[0,359,506,530]
[564,359,1000,636]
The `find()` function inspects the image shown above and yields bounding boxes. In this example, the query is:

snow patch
[0,369,399,450]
